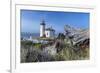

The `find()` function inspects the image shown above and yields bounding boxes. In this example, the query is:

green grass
[54,47,89,61]
[33,43,42,49]
[21,40,33,46]
[21,39,89,62]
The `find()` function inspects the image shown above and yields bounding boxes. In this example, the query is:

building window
[47,33,48,35]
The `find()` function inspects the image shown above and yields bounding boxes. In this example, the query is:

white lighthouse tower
[40,20,46,37]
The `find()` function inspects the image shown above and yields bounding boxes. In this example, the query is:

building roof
[45,28,55,31]
[40,20,46,25]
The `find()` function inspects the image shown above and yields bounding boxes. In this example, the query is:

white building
[40,20,55,38]
[40,20,46,37]
[45,27,55,38]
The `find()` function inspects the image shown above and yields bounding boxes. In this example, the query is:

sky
[21,10,90,33]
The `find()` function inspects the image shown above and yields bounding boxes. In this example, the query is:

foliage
[53,48,89,61]
[21,41,33,45]
[33,43,42,49]
[57,33,65,40]
[21,38,89,63]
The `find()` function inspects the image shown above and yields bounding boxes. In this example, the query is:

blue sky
[21,10,89,33]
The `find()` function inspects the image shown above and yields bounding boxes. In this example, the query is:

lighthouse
[40,20,46,37]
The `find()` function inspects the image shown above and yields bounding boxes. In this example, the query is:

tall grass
[54,46,89,61]
[21,39,89,63]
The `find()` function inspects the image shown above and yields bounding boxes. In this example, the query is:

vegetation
[21,35,89,63]
[57,33,65,40]
[54,47,89,61]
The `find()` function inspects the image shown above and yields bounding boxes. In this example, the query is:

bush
[21,39,89,63]
[54,44,89,61]
[33,43,42,49]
